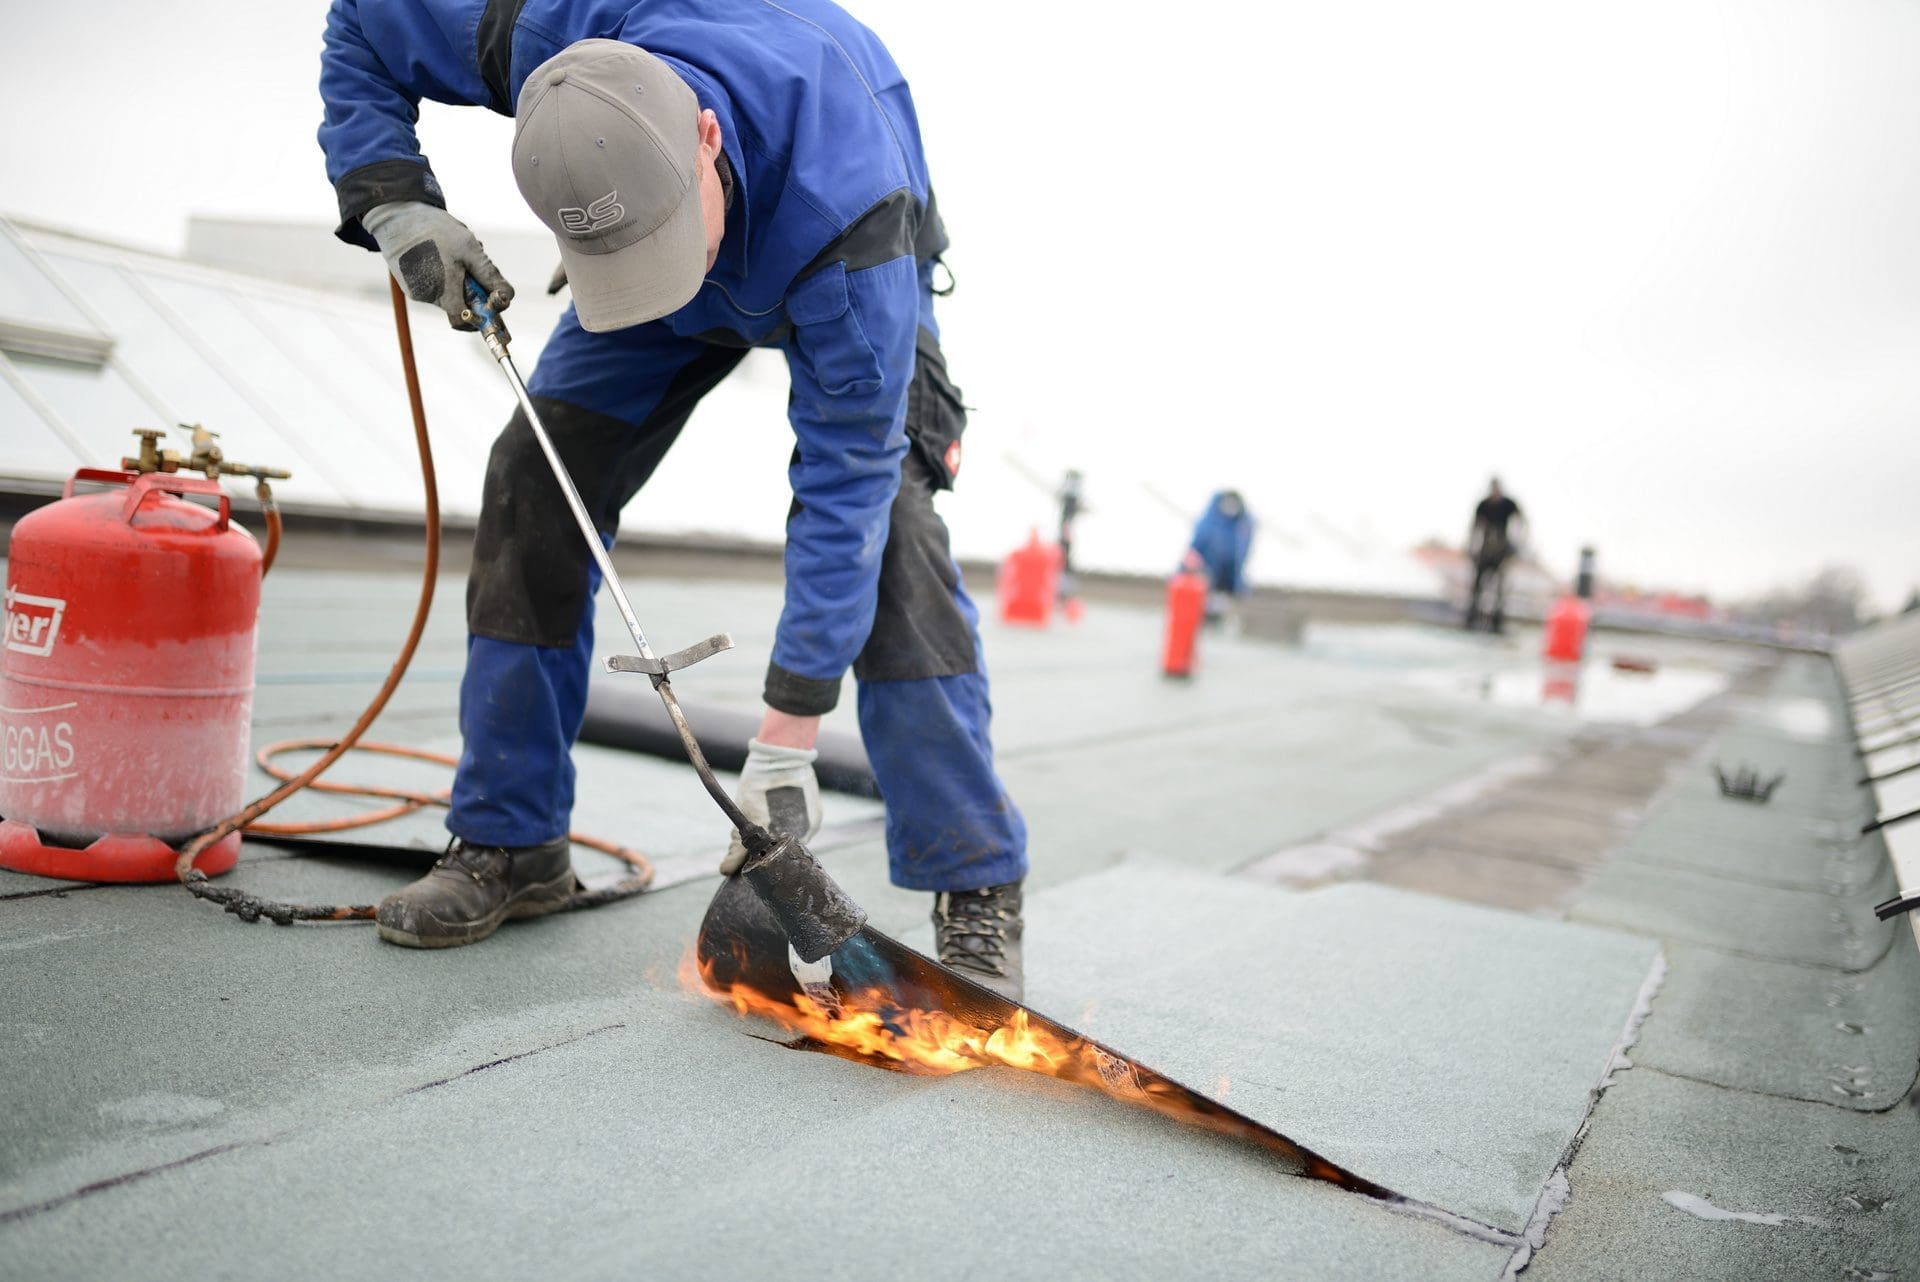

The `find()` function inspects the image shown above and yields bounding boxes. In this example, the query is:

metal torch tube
[492,350,655,660]
[485,343,762,838]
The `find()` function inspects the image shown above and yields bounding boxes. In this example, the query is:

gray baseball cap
[512,40,706,332]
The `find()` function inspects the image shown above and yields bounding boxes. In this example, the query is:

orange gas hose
[244,737,647,866]
[258,483,282,577]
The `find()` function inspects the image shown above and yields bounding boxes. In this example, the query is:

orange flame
[680,947,1084,1078]
[678,949,1318,1173]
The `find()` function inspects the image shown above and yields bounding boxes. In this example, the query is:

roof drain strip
[172,278,652,923]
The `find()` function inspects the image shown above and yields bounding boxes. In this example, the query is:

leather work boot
[375,837,576,949]
[932,880,1025,1002]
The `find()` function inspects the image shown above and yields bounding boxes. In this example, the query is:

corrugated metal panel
[5,352,155,447]
[141,273,427,513]
[0,359,87,475]
[2,220,539,517]
[0,216,1444,599]
[0,216,798,534]
[0,231,98,333]
[25,247,357,508]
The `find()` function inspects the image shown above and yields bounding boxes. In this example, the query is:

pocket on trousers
[905,327,967,491]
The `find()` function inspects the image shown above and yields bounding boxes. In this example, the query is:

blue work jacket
[318,0,948,708]
[1190,493,1256,596]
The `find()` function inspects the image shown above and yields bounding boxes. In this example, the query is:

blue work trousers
[446,314,1026,893]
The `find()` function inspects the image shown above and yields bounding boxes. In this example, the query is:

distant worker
[1184,490,1256,625]
[1056,469,1084,609]
[1464,477,1527,633]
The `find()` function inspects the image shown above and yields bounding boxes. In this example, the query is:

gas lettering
[3,722,76,776]
[3,588,66,658]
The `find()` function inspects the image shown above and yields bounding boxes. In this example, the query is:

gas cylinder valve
[121,426,291,486]
[122,428,183,475]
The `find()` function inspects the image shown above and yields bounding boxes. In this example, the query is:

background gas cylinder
[998,528,1062,627]
[1162,569,1209,678]
[1542,593,1593,664]
[0,469,261,881]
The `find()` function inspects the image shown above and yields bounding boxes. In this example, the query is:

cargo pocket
[787,262,883,398]
[905,327,968,491]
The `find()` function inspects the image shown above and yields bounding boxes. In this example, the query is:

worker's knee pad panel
[468,396,633,648]
[854,333,975,683]
[855,452,977,683]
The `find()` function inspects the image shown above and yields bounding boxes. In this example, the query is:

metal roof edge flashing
[0,316,114,367]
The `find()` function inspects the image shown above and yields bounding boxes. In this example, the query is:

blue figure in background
[1184,490,1256,625]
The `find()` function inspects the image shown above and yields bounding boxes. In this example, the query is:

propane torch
[456,278,864,986]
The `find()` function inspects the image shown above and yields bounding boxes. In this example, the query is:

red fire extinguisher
[1162,568,1209,678]
[1542,593,1592,664]
[0,469,262,882]
[998,529,1061,628]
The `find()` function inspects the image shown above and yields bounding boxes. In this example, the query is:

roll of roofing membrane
[693,875,1395,1201]
[577,673,879,798]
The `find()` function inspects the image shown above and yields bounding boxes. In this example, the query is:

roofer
[317,1,1028,998]
[1055,469,1084,611]
[1184,489,1256,625]
[1464,477,1527,634]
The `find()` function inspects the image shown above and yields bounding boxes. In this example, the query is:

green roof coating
[2,561,1915,1277]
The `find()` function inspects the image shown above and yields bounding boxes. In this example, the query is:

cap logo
[559,190,624,234]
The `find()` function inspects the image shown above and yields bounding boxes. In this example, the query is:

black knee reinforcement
[467,396,634,648]
[852,331,978,684]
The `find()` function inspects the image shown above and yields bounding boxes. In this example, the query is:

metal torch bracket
[605,633,735,680]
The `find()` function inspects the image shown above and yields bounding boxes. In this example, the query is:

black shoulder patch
[477,0,531,114]
[799,190,923,279]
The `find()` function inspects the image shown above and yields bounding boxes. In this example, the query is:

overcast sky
[3,0,1917,609]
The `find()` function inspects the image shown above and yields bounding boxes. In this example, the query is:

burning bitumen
[692,876,1390,1198]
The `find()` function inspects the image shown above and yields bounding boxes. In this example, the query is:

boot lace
[936,889,1016,979]
[434,840,502,884]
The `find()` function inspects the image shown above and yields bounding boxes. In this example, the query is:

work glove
[720,739,822,875]
[360,201,513,331]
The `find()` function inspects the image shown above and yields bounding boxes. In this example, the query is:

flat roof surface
[2,560,1915,1278]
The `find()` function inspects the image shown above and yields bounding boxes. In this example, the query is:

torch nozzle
[738,834,868,964]
[789,945,841,1016]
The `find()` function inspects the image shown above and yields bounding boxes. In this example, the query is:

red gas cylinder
[1162,570,1208,678]
[1542,594,1592,664]
[998,529,1060,627]
[0,470,260,882]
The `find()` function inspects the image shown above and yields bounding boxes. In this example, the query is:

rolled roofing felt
[577,674,879,798]
[693,875,1393,1200]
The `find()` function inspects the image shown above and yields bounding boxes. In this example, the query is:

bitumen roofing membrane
[2,559,1917,1280]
